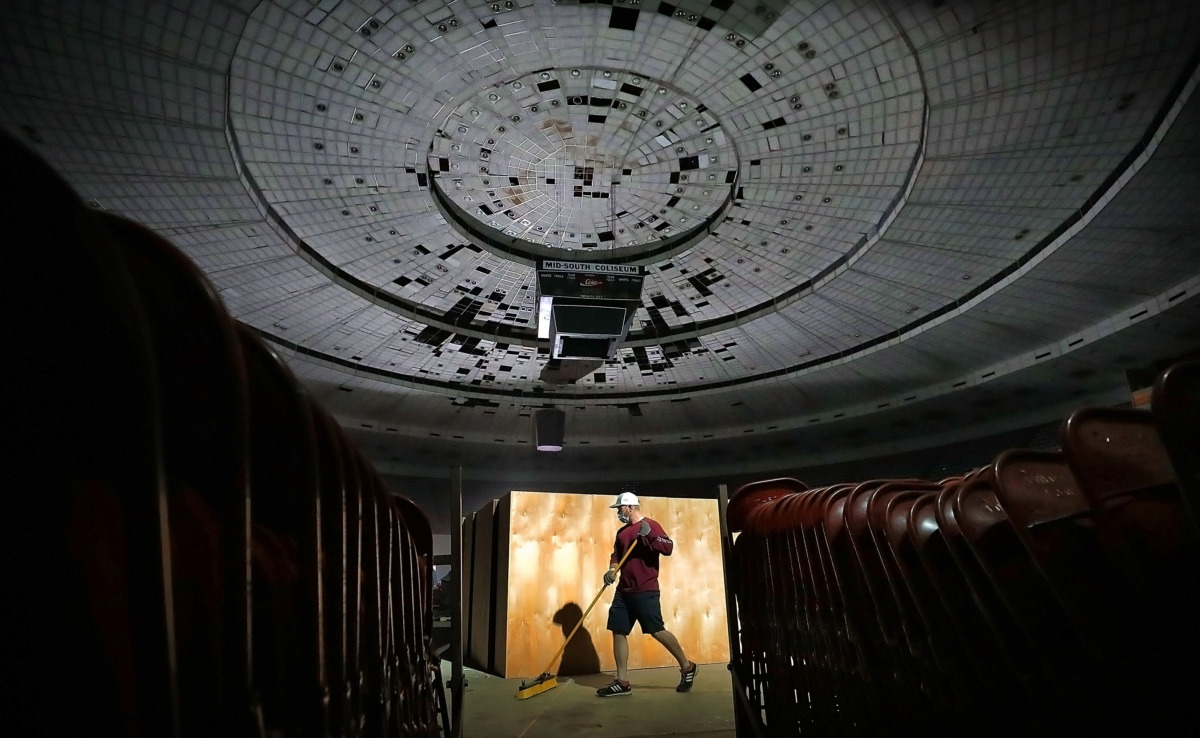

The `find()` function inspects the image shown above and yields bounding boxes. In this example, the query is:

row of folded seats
[726,368,1199,737]
[5,131,444,736]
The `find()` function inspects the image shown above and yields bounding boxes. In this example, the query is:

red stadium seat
[728,477,808,532]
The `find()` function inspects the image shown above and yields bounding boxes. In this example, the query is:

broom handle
[538,537,640,675]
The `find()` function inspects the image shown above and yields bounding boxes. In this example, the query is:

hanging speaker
[534,408,565,452]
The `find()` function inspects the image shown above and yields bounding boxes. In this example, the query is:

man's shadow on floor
[551,602,680,690]
[552,602,602,683]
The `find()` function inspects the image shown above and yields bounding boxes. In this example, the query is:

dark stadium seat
[238,325,328,737]
[824,481,930,734]
[1060,408,1200,735]
[3,129,442,738]
[1152,361,1200,529]
[799,485,880,734]
[727,477,809,533]
[992,449,1141,648]
[932,475,1042,685]
[737,483,810,732]
[308,403,355,738]
[103,214,254,737]
[1061,407,1200,604]
[876,485,988,722]
[724,366,1200,737]
[784,487,860,734]
[5,131,180,737]
[901,488,1034,736]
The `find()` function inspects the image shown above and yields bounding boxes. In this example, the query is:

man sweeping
[596,492,699,697]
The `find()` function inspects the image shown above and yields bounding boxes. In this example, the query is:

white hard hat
[610,492,640,508]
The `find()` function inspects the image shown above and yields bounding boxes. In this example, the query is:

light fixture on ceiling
[535,408,566,452]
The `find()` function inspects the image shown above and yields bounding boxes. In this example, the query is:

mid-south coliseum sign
[539,260,642,275]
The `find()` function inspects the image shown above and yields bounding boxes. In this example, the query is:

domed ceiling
[5,0,1200,481]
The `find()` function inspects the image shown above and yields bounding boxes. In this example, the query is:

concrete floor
[447,662,737,738]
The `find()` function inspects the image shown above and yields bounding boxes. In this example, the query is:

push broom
[516,538,639,699]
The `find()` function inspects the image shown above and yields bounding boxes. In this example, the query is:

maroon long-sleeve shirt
[609,517,674,593]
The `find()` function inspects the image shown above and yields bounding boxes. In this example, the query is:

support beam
[718,483,764,738]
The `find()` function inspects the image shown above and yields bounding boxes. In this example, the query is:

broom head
[515,672,558,700]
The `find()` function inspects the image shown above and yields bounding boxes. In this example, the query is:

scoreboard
[535,260,646,360]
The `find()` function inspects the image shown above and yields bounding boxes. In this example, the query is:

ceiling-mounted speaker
[534,408,565,452]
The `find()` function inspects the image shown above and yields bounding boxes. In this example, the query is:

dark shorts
[607,590,665,636]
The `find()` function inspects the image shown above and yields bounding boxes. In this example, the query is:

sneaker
[596,679,632,697]
[676,662,698,692]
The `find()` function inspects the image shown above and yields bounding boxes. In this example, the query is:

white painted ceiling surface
[4,0,1199,481]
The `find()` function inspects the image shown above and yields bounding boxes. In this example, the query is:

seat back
[309,405,354,737]
[1152,361,1200,530]
[103,214,254,737]
[907,488,1032,700]
[995,449,1165,660]
[740,489,810,732]
[729,477,808,532]
[238,326,327,736]
[4,131,176,737]
[1061,407,1200,599]
[954,469,1092,667]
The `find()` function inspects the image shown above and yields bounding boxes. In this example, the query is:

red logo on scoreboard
[579,276,605,287]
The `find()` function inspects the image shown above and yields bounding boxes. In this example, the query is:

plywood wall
[500,491,729,678]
